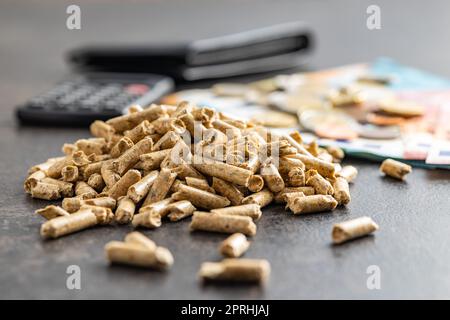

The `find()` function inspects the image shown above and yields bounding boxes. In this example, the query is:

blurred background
[1,0,450,300]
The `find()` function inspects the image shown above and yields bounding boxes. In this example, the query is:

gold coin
[249,78,278,93]
[267,91,331,114]
[378,99,424,117]
[212,83,250,97]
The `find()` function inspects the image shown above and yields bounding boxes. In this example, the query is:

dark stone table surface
[0,0,449,299]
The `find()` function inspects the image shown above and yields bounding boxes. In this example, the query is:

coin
[270,92,330,114]
[315,124,358,140]
[299,109,359,140]
[366,112,406,126]
[274,74,306,92]
[357,124,401,139]
[212,83,250,97]
[357,75,392,86]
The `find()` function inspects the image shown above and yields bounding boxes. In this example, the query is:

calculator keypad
[16,73,174,126]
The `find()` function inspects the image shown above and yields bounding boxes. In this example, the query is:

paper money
[161,58,450,169]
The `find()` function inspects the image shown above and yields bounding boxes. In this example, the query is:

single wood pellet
[61,165,79,182]
[199,259,270,283]
[24,101,366,284]
[333,177,351,205]
[172,184,231,210]
[75,181,98,199]
[192,155,253,187]
[211,177,244,206]
[40,205,113,239]
[306,169,334,195]
[219,233,250,258]
[211,204,262,221]
[87,173,105,192]
[115,196,136,224]
[108,169,141,200]
[132,206,162,229]
[190,211,257,236]
[124,231,156,250]
[380,158,412,180]
[127,171,157,203]
[274,186,315,203]
[260,162,285,193]
[31,182,60,200]
[247,175,265,192]
[105,240,173,270]
[242,188,273,208]
[166,200,196,222]
[143,168,177,205]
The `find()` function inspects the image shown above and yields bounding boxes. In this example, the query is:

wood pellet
[219,233,250,258]
[105,232,173,270]
[380,158,412,180]
[190,211,257,236]
[332,217,379,244]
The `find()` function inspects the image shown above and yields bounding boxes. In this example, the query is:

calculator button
[125,84,150,95]
[55,102,72,110]
[101,101,120,111]
[77,104,95,111]
[27,103,45,110]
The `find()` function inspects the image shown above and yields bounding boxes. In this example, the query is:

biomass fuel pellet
[380,158,412,180]
[190,211,257,236]
[108,169,141,200]
[219,233,250,258]
[211,204,262,221]
[112,136,153,175]
[23,101,369,283]
[260,162,285,193]
[274,186,315,203]
[115,196,136,224]
[105,241,173,270]
[127,170,158,203]
[241,188,273,208]
[332,216,379,244]
[333,177,351,205]
[142,168,177,206]
[286,194,338,214]
[211,177,244,206]
[172,184,231,210]
[166,200,196,221]
[192,155,253,187]
[306,169,334,195]
[124,231,156,250]
[247,175,265,193]
[132,206,162,229]
[40,205,113,239]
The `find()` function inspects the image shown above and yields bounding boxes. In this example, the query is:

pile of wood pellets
[24,102,412,283]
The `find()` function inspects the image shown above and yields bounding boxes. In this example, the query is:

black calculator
[16,73,174,126]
